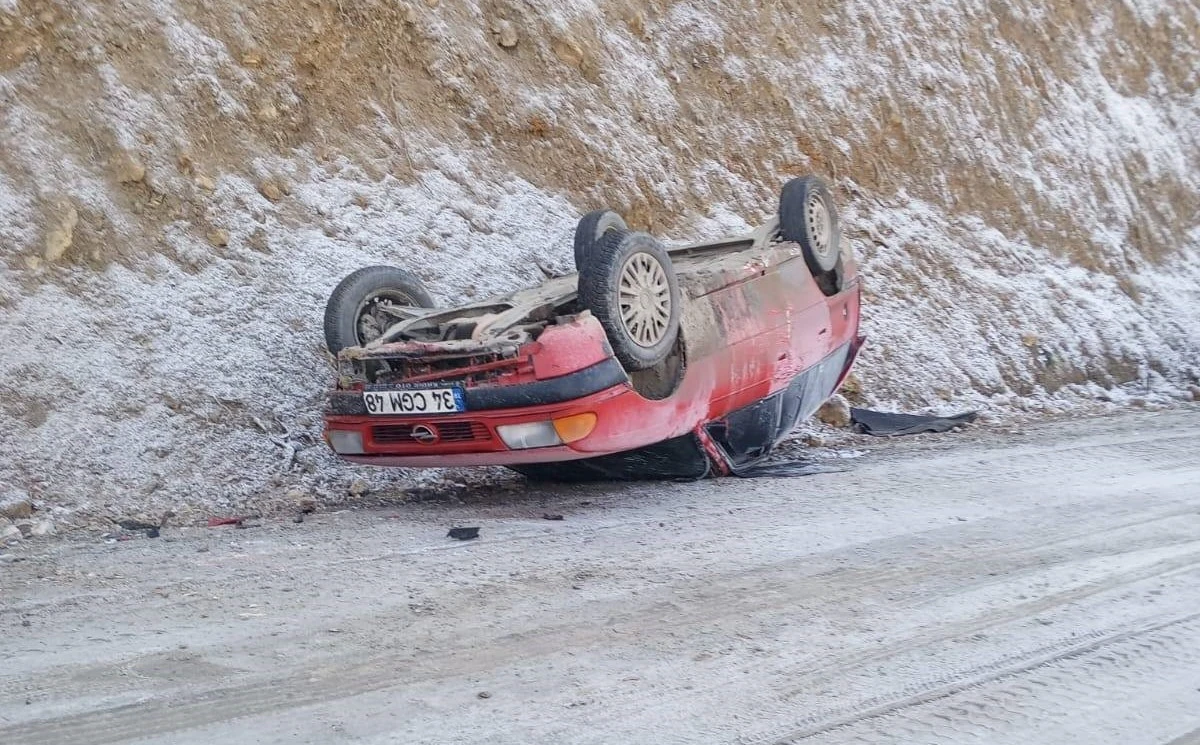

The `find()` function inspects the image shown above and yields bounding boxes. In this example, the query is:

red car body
[323,220,862,479]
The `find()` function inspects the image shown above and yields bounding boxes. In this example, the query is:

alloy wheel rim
[617,252,671,347]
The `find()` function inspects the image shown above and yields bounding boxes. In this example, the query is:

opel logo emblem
[410,424,438,445]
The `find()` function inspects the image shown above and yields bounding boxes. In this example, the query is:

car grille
[371,421,492,444]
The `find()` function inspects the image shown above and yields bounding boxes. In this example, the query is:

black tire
[578,230,681,371]
[780,176,842,277]
[573,209,628,271]
[323,265,435,355]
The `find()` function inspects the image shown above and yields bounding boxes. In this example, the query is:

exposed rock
[626,11,647,38]
[206,229,230,247]
[492,19,518,48]
[839,373,865,403]
[43,203,79,262]
[15,519,54,537]
[1,524,21,543]
[803,434,827,448]
[258,179,288,202]
[0,497,33,520]
[348,478,370,497]
[194,174,216,191]
[246,227,270,253]
[113,150,146,183]
[113,514,158,531]
[552,38,585,68]
[1188,384,1200,401]
[816,394,852,428]
[287,488,317,513]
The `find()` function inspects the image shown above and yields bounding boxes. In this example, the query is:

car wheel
[578,230,681,371]
[323,265,435,355]
[779,175,842,277]
[573,209,628,271]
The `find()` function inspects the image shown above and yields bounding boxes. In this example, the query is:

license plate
[362,387,465,416]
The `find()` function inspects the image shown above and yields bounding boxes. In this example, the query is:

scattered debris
[477,691,492,699]
[816,394,852,428]
[851,408,979,436]
[542,513,564,521]
[447,526,480,540]
[207,516,246,527]
[491,19,518,48]
[293,513,305,524]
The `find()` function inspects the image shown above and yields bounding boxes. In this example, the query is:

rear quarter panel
[674,243,833,420]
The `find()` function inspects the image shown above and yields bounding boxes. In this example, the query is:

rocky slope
[1,0,1197,525]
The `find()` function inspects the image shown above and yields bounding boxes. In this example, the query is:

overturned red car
[322,176,863,480]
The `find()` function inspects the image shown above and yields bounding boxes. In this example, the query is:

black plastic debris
[850,408,979,436]
[447,527,480,541]
[542,513,564,521]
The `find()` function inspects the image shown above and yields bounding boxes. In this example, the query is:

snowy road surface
[3,408,1199,745]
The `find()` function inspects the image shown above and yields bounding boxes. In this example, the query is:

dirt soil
[4,407,1199,745]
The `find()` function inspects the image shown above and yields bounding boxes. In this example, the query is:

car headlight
[327,430,365,454]
[498,414,597,450]
[496,421,562,450]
